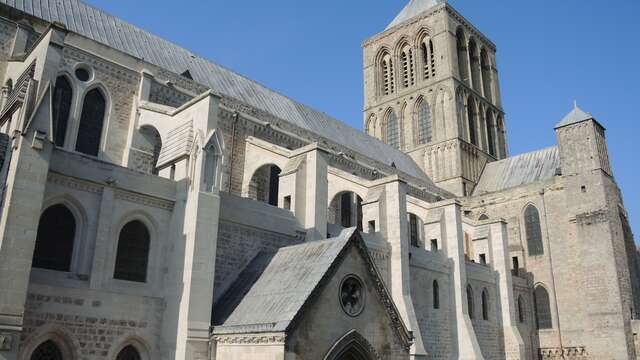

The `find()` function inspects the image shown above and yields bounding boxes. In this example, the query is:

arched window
[456,28,470,85]
[482,289,490,320]
[31,340,63,360]
[422,38,436,80]
[114,220,151,283]
[409,213,419,247]
[400,46,414,88]
[518,295,525,323]
[468,39,482,92]
[52,76,72,147]
[416,100,432,144]
[381,53,395,96]
[467,285,474,319]
[249,164,282,206]
[386,110,400,149]
[479,214,489,221]
[486,109,496,157]
[76,88,106,156]
[32,204,76,272]
[467,97,477,146]
[525,205,544,256]
[433,280,440,309]
[116,345,142,360]
[534,285,552,329]
[480,48,492,101]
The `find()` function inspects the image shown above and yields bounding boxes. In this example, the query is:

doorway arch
[324,330,378,360]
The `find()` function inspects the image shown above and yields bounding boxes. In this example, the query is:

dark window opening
[52,76,72,147]
[431,239,438,251]
[534,286,552,329]
[409,213,419,247]
[30,340,63,360]
[268,166,280,206]
[467,285,474,319]
[341,192,352,228]
[368,220,376,233]
[33,204,76,272]
[75,67,90,82]
[512,256,520,276]
[433,280,440,309]
[482,289,489,320]
[283,195,291,210]
[114,220,150,283]
[76,88,106,156]
[479,254,486,264]
[116,345,142,360]
[525,205,544,256]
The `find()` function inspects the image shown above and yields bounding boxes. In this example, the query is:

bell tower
[363,0,507,196]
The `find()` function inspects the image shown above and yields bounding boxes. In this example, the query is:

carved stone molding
[539,346,588,359]
[214,333,286,345]
[114,190,174,211]
[47,173,103,194]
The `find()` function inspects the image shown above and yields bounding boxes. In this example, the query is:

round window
[75,67,91,82]
[340,275,365,317]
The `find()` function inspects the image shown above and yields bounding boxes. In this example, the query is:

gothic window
[330,192,363,231]
[409,213,419,247]
[52,76,72,147]
[467,97,477,146]
[422,38,436,80]
[433,280,440,309]
[518,295,525,323]
[525,205,544,256]
[114,220,150,283]
[116,345,142,360]
[534,285,552,329]
[456,28,470,85]
[467,285,474,319]
[482,288,490,320]
[480,48,492,101]
[76,88,106,156]
[486,110,496,157]
[32,204,76,272]
[30,340,63,360]
[401,46,414,88]
[386,110,400,149]
[381,53,395,96]
[417,100,432,144]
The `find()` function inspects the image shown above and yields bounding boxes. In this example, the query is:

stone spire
[386,0,446,30]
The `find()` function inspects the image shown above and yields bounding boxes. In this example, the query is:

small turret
[555,103,612,177]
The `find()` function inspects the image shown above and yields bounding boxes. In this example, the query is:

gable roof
[473,146,561,195]
[386,0,444,30]
[555,105,595,129]
[0,0,432,182]
[212,228,412,347]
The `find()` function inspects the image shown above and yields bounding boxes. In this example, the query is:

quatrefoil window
[340,275,365,317]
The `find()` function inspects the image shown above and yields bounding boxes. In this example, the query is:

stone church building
[0,0,637,358]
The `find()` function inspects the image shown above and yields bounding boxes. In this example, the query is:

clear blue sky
[87,0,640,240]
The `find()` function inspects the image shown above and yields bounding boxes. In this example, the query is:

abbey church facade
[0,0,638,359]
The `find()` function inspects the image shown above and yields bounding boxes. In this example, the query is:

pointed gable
[555,105,595,129]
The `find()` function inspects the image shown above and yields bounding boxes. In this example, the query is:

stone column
[379,177,427,359]
[440,200,484,359]
[489,220,525,359]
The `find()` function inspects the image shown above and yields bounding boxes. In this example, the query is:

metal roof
[555,105,594,129]
[473,146,561,195]
[212,228,356,332]
[1,0,431,181]
[386,0,443,30]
